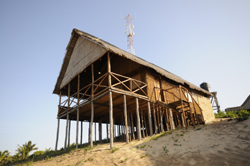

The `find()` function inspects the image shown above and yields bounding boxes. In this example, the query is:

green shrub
[237,110,250,121]
[214,111,227,118]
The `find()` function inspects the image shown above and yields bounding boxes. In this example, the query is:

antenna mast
[122,14,136,55]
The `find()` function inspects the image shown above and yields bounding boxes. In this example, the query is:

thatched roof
[53,28,212,96]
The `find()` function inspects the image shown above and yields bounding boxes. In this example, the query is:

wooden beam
[80,121,83,145]
[64,114,69,151]
[99,119,102,143]
[55,118,60,152]
[131,112,135,140]
[169,108,175,130]
[153,104,158,134]
[141,109,145,138]
[123,95,129,144]
[136,98,141,141]
[76,108,79,149]
[68,83,70,108]
[68,120,71,148]
[147,101,153,136]
[108,52,113,149]
[159,106,164,133]
[90,64,94,148]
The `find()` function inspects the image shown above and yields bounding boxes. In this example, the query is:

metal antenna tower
[122,14,136,55]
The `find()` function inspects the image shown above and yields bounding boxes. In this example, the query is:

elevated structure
[53,29,214,151]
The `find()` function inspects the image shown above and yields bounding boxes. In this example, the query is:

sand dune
[33,118,250,166]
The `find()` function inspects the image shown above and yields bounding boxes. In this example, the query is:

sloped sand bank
[33,118,250,166]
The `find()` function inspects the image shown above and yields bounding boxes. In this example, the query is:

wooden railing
[58,72,147,116]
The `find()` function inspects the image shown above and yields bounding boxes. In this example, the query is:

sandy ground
[33,118,250,166]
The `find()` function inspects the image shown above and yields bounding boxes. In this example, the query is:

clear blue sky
[0,0,249,154]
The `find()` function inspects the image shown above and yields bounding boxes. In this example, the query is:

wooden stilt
[80,121,83,145]
[131,112,135,140]
[169,108,175,130]
[127,110,131,141]
[159,106,164,132]
[107,52,113,149]
[147,101,153,136]
[88,122,90,143]
[68,120,71,148]
[113,118,116,141]
[164,108,169,131]
[95,122,96,143]
[135,98,141,140]
[90,63,94,148]
[99,119,102,143]
[156,107,161,132]
[76,108,79,148]
[144,113,148,136]
[141,109,145,138]
[123,95,129,143]
[153,104,158,134]
[64,114,69,151]
[55,118,60,152]
[106,121,109,142]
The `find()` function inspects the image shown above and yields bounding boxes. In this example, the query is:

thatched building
[53,28,215,151]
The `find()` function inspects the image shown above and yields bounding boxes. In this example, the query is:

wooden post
[113,118,116,141]
[147,101,153,136]
[141,109,145,138]
[64,114,69,151]
[169,108,175,130]
[55,118,60,152]
[95,122,96,143]
[99,119,102,143]
[144,114,148,136]
[159,107,164,132]
[131,112,135,140]
[156,107,160,132]
[80,121,83,145]
[108,52,113,149]
[68,120,71,148]
[164,108,169,131]
[127,110,131,141]
[88,122,90,143]
[179,86,186,128]
[90,64,94,148]
[76,108,79,148]
[135,98,141,141]
[68,83,70,108]
[153,104,158,134]
[106,121,109,142]
[123,95,129,143]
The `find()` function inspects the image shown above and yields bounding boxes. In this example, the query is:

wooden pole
[123,95,129,144]
[144,114,148,136]
[68,120,71,148]
[179,86,186,128]
[76,108,79,148]
[135,98,141,141]
[164,108,169,131]
[55,118,60,152]
[108,52,113,149]
[90,64,94,148]
[127,110,131,141]
[141,109,145,138]
[159,106,164,132]
[68,83,70,108]
[95,122,97,143]
[80,121,83,145]
[169,108,175,130]
[64,114,69,151]
[99,119,102,143]
[106,121,109,142]
[131,112,135,140]
[147,101,153,136]
[153,104,158,134]
[157,107,160,132]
